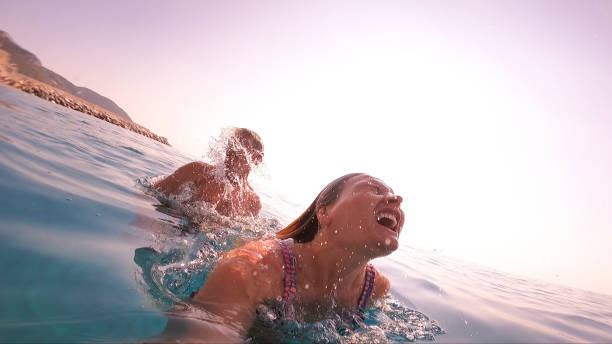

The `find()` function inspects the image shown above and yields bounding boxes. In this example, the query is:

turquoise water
[1,84,611,343]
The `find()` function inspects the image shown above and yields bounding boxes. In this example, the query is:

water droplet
[304,283,310,289]
[385,238,391,246]
[334,230,338,234]
[377,242,381,246]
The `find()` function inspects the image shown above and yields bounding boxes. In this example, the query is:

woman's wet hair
[276,173,364,243]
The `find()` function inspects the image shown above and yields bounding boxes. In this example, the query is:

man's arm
[247,192,262,217]
[154,162,207,195]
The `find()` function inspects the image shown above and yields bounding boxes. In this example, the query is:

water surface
[1,85,611,342]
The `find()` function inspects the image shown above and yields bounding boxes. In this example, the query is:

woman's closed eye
[372,184,395,196]
[361,183,383,195]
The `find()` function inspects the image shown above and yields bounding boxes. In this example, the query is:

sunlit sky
[2,0,611,295]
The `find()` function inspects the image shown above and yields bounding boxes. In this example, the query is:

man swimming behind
[154,128,264,217]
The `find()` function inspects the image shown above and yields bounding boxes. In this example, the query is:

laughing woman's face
[321,174,404,256]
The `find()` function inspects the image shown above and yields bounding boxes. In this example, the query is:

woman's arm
[190,256,261,338]
[182,243,280,341]
[156,255,262,342]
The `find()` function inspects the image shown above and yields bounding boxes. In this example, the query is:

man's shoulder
[178,162,220,188]
[180,161,214,172]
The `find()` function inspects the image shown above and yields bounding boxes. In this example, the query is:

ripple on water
[120,145,144,155]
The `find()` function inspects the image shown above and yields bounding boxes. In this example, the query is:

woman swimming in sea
[154,128,264,218]
[159,173,404,341]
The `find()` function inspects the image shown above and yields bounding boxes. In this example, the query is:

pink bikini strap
[276,239,376,320]
[277,239,297,306]
[357,264,376,312]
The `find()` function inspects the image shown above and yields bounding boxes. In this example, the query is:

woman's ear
[316,205,331,228]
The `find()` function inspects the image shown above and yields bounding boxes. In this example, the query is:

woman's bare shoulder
[372,267,391,301]
[213,239,283,296]
[223,239,282,268]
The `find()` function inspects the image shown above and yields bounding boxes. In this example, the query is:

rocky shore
[0,72,169,146]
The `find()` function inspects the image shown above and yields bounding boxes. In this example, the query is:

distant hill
[0,30,131,121]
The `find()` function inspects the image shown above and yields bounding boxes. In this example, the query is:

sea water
[1,84,611,343]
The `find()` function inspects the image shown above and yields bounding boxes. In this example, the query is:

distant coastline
[0,70,170,146]
[0,30,169,146]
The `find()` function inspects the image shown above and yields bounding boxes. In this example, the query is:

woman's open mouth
[376,212,398,232]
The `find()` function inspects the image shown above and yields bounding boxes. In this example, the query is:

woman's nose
[385,193,403,204]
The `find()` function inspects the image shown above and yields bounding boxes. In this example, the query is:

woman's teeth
[376,213,398,231]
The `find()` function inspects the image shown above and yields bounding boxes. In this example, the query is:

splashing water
[204,126,269,181]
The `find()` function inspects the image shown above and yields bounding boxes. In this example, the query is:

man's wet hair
[234,128,263,153]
